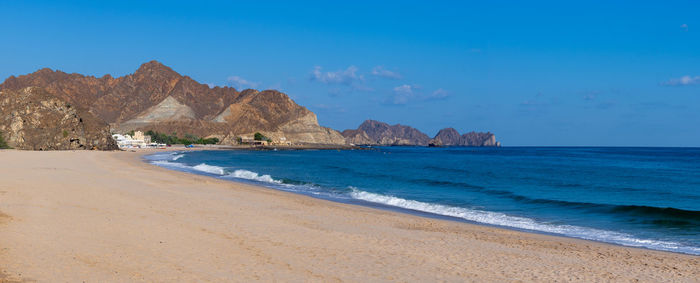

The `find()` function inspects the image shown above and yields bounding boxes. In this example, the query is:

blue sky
[1,1,698,146]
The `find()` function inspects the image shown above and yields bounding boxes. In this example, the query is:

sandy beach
[0,149,697,282]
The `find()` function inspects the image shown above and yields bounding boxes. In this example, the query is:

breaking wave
[225,169,282,184]
[348,189,700,255]
[147,158,283,185]
[192,163,226,175]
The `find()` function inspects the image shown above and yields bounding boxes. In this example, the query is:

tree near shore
[254,132,270,141]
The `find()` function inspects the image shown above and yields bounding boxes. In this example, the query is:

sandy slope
[0,150,697,282]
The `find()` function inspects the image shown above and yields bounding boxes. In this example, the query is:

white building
[112,131,162,149]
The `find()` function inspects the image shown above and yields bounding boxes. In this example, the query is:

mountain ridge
[0,61,345,145]
[1,61,499,149]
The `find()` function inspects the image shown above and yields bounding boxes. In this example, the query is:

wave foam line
[192,163,226,175]
[150,160,191,170]
[349,189,700,255]
[226,169,282,184]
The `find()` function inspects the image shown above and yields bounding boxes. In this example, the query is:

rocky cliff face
[342,120,431,146]
[431,128,499,147]
[0,61,344,145]
[432,128,461,145]
[341,129,374,145]
[460,132,499,147]
[0,87,117,150]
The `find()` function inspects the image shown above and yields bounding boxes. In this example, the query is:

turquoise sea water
[145,147,700,255]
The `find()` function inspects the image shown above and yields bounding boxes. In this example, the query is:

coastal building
[240,136,270,146]
[240,136,254,144]
[133,131,152,144]
[112,131,162,149]
[271,137,292,146]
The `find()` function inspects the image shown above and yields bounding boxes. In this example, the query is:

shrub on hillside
[0,131,11,149]
[254,132,270,141]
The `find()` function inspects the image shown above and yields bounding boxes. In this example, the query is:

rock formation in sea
[0,61,345,145]
[342,120,500,147]
[0,87,118,150]
[431,127,500,147]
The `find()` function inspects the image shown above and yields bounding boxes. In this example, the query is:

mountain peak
[134,60,179,77]
[360,119,388,127]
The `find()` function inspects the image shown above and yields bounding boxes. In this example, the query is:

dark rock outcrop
[432,128,461,145]
[0,61,345,145]
[0,87,117,150]
[431,128,500,147]
[459,131,499,147]
[341,129,374,145]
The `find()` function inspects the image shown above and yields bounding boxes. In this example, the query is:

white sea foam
[151,160,191,170]
[226,169,282,184]
[349,189,700,255]
[192,163,226,175]
[171,154,185,161]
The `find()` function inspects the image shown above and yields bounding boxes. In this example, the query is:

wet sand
[0,149,697,282]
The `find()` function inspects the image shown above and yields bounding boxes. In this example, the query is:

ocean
[145,147,700,255]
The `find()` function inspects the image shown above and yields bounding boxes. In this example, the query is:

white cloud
[311,66,362,85]
[681,23,689,31]
[371,66,402,79]
[662,75,700,86]
[428,88,450,100]
[386,85,450,105]
[227,76,260,90]
[389,84,419,105]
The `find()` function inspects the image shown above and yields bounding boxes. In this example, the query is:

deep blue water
[145,147,700,255]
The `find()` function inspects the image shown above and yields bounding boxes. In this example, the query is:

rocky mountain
[0,61,345,145]
[432,128,461,145]
[340,129,374,145]
[342,120,431,146]
[343,120,500,147]
[431,128,499,147]
[0,87,117,150]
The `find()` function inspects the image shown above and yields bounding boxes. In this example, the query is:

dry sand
[0,149,697,282]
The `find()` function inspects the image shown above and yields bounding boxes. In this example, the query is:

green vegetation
[62,130,69,138]
[145,130,219,145]
[254,132,270,141]
[0,131,11,149]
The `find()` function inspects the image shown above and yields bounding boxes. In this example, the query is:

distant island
[0,61,499,150]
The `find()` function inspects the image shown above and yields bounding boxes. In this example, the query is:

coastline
[145,149,700,256]
[0,149,697,281]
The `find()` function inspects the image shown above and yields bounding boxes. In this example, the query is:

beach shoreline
[143,148,700,256]
[0,149,697,282]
